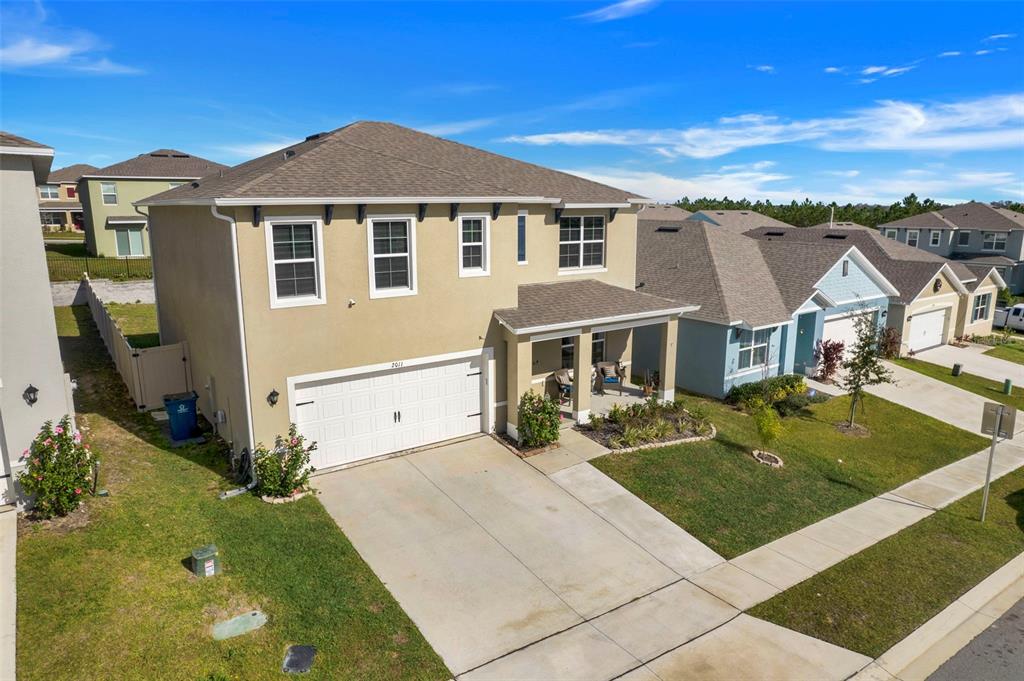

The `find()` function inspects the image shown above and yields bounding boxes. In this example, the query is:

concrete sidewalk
[867,362,994,436]
[1,506,16,681]
[915,344,1023,386]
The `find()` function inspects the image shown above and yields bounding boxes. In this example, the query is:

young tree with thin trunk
[838,312,894,427]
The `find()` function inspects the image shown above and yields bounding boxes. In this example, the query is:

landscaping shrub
[814,339,845,381]
[517,390,560,447]
[750,398,784,452]
[588,398,712,449]
[686,404,713,436]
[252,424,315,498]
[18,416,95,518]
[726,375,806,410]
[878,327,902,359]
[774,391,830,417]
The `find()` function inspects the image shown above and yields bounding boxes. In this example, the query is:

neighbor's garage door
[822,311,875,357]
[907,308,949,353]
[293,356,483,470]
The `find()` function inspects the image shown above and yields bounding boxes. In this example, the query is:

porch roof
[493,279,696,335]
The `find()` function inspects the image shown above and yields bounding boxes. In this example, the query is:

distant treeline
[674,194,1024,229]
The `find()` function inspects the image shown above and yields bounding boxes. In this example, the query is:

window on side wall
[957,230,970,246]
[906,230,919,247]
[67,186,76,198]
[369,217,416,298]
[972,293,992,323]
[559,216,605,269]
[517,210,528,264]
[930,230,941,247]
[884,229,898,240]
[560,332,606,369]
[39,184,59,199]
[458,215,489,277]
[267,220,324,307]
[115,227,145,257]
[737,328,771,370]
[982,232,1006,251]
[100,182,118,205]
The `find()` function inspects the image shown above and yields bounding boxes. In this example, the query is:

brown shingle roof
[0,131,48,149]
[142,122,643,205]
[38,201,82,210]
[809,221,872,230]
[880,202,1022,233]
[493,279,688,333]
[638,204,693,221]
[47,163,98,183]
[691,209,794,232]
[88,149,226,179]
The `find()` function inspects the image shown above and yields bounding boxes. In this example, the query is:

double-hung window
[39,184,59,200]
[559,216,605,270]
[369,217,416,298]
[458,214,489,277]
[560,332,606,369]
[906,230,919,247]
[971,293,992,323]
[957,230,970,246]
[884,229,898,240]
[517,210,528,264]
[930,230,941,247]
[737,328,771,371]
[100,182,118,205]
[982,232,1006,251]
[267,219,324,307]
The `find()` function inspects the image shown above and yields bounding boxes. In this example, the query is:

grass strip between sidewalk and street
[984,340,1024,366]
[892,358,1023,412]
[749,466,1024,658]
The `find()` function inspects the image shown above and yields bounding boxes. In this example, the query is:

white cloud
[859,64,915,78]
[419,118,501,136]
[719,160,776,172]
[216,138,303,159]
[824,66,843,73]
[749,64,775,73]
[566,167,801,203]
[504,93,1024,158]
[575,0,659,22]
[0,7,141,75]
[862,66,888,75]
[70,57,142,75]
[976,49,994,56]
[938,51,962,57]
[0,37,81,66]
[984,33,1016,42]
[824,170,861,178]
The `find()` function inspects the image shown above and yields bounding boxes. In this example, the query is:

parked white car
[994,303,1024,331]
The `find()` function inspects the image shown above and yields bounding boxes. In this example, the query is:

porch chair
[553,368,573,404]
[594,361,626,396]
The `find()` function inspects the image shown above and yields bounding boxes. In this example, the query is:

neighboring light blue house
[632,219,899,398]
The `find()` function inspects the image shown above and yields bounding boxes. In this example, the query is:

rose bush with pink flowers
[18,416,95,518]
[252,423,316,498]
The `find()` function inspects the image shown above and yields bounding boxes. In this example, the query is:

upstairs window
[458,215,489,277]
[267,219,324,308]
[982,232,1006,251]
[737,328,771,370]
[369,217,417,298]
[930,230,941,247]
[67,186,76,198]
[100,182,118,205]
[559,216,605,269]
[517,210,528,264]
[957,230,971,246]
[906,230,919,247]
[883,229,898,239]
[39,184,59,199]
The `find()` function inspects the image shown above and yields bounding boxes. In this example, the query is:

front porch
[494,279,697,441]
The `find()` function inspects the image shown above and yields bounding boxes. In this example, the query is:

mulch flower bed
[576,400,715,450]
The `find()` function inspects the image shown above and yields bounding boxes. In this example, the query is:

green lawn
[106,302,160,348]
[17,306,450,681]
[892,358,1023,412]
[985,340,1024,366]
[750,466,1024,658]
[591,393,987,558]
[45,242,152,281]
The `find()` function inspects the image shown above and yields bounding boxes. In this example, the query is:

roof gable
[47,163,98,184]
[88,149,227,179]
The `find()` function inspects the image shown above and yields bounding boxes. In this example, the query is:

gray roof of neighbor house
[0,131,54,182]
[810,221,872,230]
[880,202,1023,233]
[638,204,693,222]
[86,150,226,180]
[47,163,98,183]
[636,221,793,327]
[690,209,794,232]
[141,122,645,206]
[950,253,1017,266]
[745,226,971,305]
[493,279,690,334]
[0,131,48,149]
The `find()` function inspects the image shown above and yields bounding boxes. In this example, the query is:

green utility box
[191,544,221,578]
[1005,379,1013,395]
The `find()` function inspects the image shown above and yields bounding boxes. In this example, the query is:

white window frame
[457,213,490,278]
[982,232,1006,251]
[367,214,418,299]
[971,293,992,323]
[264,216,326,309]
[558,215,606,272]
[517,210,528,265]
[929,230,941,247]
[100,182,118,205]
[39,184,59,200]
[957,230,971,246]
[114,227,146,258]
[737,328,771,371]
[560,332,606,369]
[40,211,63,226]
[884,228,898,240]
[906,229,919,247]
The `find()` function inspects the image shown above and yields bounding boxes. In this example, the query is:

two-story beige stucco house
[38,163,96,232]
[139,122,689,471]
[1,133,76,506]
[80,150,225,257]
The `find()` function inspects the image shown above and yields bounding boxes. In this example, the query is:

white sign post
[980,403,1016,522]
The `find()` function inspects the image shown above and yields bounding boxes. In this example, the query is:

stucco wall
[1,154,73,504]
[957,281,1000,338]
[888,269,961,354]
[81,178,180,256]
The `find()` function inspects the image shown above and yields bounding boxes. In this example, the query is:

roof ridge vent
[305,132,328,141]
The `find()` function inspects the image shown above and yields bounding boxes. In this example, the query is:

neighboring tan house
[80,149,226,258]
[138,121,688,470]
[878,202,1024,293]
[38,163,97,232]
[745,227,1004,354]
[689,209,794,232]
[632,222,898,398]
[0,133,76,505]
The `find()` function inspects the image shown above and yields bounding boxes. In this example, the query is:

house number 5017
[391,361,404,368]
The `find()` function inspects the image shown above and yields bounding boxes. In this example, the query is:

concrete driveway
[914,344,1023,385]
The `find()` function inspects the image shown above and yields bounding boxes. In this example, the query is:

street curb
[850,551,1024,681]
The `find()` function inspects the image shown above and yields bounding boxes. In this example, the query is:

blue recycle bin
[164,391,199,441]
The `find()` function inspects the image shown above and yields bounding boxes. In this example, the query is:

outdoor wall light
[267,389,279,407]
[23,384,39,406]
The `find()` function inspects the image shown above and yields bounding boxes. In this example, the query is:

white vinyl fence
[84,278,193,411]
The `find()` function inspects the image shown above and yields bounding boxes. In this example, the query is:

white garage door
[822,311,874,357]
[907,308,949,352]
[293,355,484,470]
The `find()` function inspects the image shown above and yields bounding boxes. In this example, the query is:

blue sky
[2,0,1022,204]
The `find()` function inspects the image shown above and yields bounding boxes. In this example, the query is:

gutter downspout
[210,205,257,498]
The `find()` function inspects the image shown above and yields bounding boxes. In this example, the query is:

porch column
[504,328,532,442]
[572,330,592,423]
[658,318,678,401]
